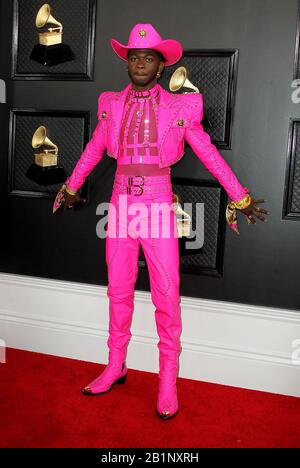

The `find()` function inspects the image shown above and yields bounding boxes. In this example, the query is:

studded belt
[113,174,172,196]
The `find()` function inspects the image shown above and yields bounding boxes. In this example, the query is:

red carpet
[0,348,300,448]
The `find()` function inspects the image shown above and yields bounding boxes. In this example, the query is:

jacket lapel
[109,83,131,148]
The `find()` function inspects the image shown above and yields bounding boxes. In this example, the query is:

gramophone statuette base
[30,43,75,67]
[26,164,67,186]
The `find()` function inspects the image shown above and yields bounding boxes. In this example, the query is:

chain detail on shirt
[116,82,170,176]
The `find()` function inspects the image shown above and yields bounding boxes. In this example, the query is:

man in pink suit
[57,23,268,420]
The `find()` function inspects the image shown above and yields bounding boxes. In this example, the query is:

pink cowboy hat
[111,23,183,67]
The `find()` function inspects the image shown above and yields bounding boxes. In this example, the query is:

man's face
[127,48,165,87]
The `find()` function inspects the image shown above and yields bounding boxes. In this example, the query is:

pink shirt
[116,82,170,176]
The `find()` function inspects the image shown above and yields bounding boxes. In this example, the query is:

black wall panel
[0,0,300,311]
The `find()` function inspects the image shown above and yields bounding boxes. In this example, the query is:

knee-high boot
[155,292,182,419]
[139,214,182,419]
[82,200,140,396]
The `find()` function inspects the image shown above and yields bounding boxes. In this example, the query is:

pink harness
[116,83,170,176]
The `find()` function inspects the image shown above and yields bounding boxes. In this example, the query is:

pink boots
[156,379,179,420]
[82,361,128,395]
[156,351,180,419]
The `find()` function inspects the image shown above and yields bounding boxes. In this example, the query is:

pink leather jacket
[66,83,248,202]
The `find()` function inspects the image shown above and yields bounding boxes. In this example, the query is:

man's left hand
[240,198,269,224]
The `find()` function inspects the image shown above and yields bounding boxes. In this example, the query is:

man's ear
[159,63,165,74]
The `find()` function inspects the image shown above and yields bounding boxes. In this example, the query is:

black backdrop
[1,0,300,311]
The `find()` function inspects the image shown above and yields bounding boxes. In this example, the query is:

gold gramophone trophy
[169,66,200,93]
[172,194,192,238]
[30,3,74,66]
[169,65,212,129]
[26,125,67,185]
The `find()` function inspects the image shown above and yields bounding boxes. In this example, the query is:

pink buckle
[126,175,144,196]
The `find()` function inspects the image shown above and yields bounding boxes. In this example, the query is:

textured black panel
[283,119,300,220]
[8,109,90,197]
[12,0,96,79]
[173,179,226,276]
[160,49,238,149]
[174,184,221,268]
[292,155,300,212]
[139,179,226,277]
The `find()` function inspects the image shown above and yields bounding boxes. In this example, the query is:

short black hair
[155,51,166,63]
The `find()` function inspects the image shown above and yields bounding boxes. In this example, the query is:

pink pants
[105,173,182,378]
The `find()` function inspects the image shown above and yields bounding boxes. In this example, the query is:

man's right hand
[63,190,86,210]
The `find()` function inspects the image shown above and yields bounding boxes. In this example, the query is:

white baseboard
[0,272,300,397]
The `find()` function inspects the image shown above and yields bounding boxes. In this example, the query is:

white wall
[0,272,300,397]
